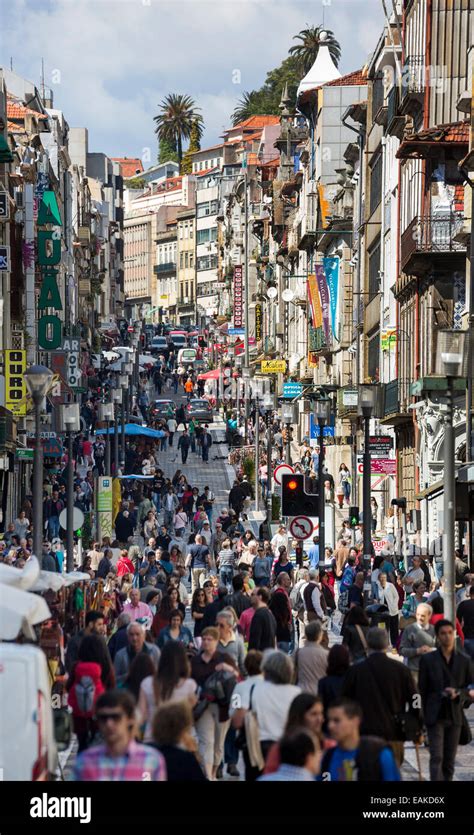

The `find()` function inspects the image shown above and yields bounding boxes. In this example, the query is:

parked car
[0,643,71,780]
[151,399,176,420]
[187,398,214,422]
[169,333,187,350]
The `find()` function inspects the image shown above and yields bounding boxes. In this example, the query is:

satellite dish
[282,288,295,302]
[267,286,278,299]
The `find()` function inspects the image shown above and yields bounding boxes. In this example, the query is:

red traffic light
[287,480,298,490]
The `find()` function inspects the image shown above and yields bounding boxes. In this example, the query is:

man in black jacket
[177,429,191,464]
[228,481,245,517]
[225,575,252,618]
[97,549,113,579]
[248,587,277,652]
[419,619,474,781]
[341,627,420,767]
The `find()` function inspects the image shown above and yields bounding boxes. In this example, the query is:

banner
[315,265,330,344]
[307,273,322,328]
[323,256,340,342]
[5,349,26,416]
[381,327,397,352]
[97,476,113,541]
[255,303,262,341]
[233,266,243,328]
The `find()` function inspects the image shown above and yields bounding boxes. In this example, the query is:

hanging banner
[255,303,262,341]
[323,256,340,342]
[307,273,322,328]
[315,265,331,344]
[4,349,27,416]
[37,189,63,350]
[233,266,243,328]
[97,476,113,541]
[381,327,397,352]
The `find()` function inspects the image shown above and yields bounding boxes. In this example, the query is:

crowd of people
[2,343,473,785]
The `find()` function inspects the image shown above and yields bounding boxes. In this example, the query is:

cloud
[2,0,385,159]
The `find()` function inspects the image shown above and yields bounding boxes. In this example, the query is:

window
[189,253,194,268]
[196,201,219,218]
[370,150,382,215]
[180,252,184,268]
[367,330,380,382]
[368,238,381,302]
[197,254,218,271]
[179,226,183,240]
[199,161,203,170]
[185,252,189,268]
[197,227,217,244]
[184,223,189,239]
[190,225,193,239]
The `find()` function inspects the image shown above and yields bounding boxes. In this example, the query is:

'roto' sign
[37,191,63,350]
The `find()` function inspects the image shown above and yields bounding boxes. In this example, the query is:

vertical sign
[233,265,243,328]
[255,303,262,341]
[4,349,26,415]
[315,265,330,344]
[307,272,323,328]
[37,190,63,350]
[62,338,81,389]
[97,476,113,541]
[323,256,340,342]
[0,193,9,221]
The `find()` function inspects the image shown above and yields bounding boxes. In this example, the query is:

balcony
[379,379,411,425]
[400,56,424,113]
[400,213,466,275]
[154,262,176,275]
[386,85,406,139]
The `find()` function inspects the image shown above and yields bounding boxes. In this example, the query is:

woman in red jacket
[116,549,135,578]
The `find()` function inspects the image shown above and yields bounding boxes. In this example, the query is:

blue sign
[228,328,245,336]
[283,383,303,398]
[310,414,335,438]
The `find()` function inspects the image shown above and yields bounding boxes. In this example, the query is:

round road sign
[273,463,295,486]
[59,507,85,533]
[289,515,314,540]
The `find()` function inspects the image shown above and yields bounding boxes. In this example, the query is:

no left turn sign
[289,515,314,540]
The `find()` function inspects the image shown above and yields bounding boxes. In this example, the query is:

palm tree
[289,26,341,73]
[232,91,264,126]
[154,94,203,165]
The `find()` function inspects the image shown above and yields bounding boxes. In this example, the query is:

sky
[1,0,385,163]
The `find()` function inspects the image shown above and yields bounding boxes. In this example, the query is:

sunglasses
[96,712,124,724]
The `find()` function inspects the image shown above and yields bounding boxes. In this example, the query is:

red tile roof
[190,142,224,155]
[7,120,26,134]
[258,157,280,168]
[7,97,48,121]
[244,130,264,142]
[234,115,280,129]
[396,120,469,158]
[111,157,144,178]
[325,69,367,86]
[195,167,219,177]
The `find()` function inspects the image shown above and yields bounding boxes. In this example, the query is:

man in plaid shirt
[73,691,166,781]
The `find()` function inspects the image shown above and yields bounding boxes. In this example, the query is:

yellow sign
[261,360,287,374]
[5,350,26,416]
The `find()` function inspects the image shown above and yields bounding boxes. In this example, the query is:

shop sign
[4,349,26,416]
[233,266,243,328]
[0,245,10,271]
[37,190,63,350]
[0,193,9,221]
[255,303,262,341]
[261,359,287,374]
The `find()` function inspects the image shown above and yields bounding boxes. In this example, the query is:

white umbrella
[0,583,51,641]
[0,555,40,591]
[102,350,121,362]
[30,571,67,593]
[63,571,92,586]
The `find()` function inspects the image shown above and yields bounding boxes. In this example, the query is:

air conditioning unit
[14,188,24,209]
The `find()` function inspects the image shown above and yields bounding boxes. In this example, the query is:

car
[169,333,187,350]
[187,398,214,422]
[150,336,170,356]
[151,399,176,420]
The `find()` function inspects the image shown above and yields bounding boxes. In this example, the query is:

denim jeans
[152,493,161,513]
[48,516,60,540]
[277,641,291,654]
[463,638,474,659]
[220,566,234,588]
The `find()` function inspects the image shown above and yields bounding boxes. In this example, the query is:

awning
[95,424,166,438]
[0,583,51,640]
[197,368,238,380]
[415,479,444,501]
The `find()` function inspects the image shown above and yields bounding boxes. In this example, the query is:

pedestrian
[224,574,252,618]
[167,414,177,447]
[217,538,236,590]
[123,587,154,629]
[177,429,191,464]
[73,690,166,781]
[263,693,333,775]
[320,699,400,781]
[338,464,351,506]
[341,628,421,768]
[318,644,351,727]
[151,701,207,781]
[294,620,329,694]
[163,487,179,532]
[137,641,197,742]
[68,635,115,752]
[307,536,320,570]
[186,533,211,593]
[399,602,436,686]
[248,587,277,652]
[376,571,400,647]
[419,619,474,781]
[113,622,160,686]
[156,609,194,650]
[457,584,474,659]
[201,425,213,462]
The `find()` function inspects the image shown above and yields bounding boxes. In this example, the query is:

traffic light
[349,506,359,528]
[281,474,319,517]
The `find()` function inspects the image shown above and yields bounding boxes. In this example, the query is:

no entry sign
[289,515,314,540]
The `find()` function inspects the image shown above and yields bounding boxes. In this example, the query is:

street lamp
[111,384,123,475]
[24,364,54,565]
[59,402,80,571]
[119,372,129,470]
[98,401,114,476]
[252,378,266,511]
[314,398,331,565]
[280,402,298,465]
[358,384,378,570]
[436,329,468,624]
[262,391,277,524]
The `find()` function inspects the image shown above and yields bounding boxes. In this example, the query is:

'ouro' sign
[37,191,63,350]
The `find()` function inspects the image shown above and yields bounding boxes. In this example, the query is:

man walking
[419,619,474,781]
[163,487,178,532]
[187,533,211,593]
[201,425,213,462]
[177,429,191,464]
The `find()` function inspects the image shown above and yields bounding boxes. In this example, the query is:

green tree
[181,119,202,174]
[231,56,301,125]
[154,94,204,165]
[289,26,341,72]
[158,136,178,164]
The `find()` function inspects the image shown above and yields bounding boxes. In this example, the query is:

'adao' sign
[37,190,63,350]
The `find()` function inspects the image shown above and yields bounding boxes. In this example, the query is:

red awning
[198,368,238,380]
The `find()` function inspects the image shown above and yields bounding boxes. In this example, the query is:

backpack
[290,581,305,616]
[69,662,104,718]
[320,736,387,781]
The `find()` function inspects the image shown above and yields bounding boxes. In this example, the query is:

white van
[0,643,66,780]
[177,347,198,366]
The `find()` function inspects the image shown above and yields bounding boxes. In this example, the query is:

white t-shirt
[167,419,177,432]
[252,680,301,741]
[228,674,263,717]
[139,676,197,742]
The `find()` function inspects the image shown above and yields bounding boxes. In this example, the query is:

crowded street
[1,0,474,828]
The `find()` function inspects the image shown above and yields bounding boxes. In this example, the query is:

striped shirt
[73,740,167,781]
[218,548,236,567]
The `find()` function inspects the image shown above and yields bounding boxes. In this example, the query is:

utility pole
[243,167,250,443]
[254,395,260,511]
